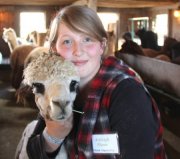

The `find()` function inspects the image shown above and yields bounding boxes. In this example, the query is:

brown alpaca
[10,45,36,89]
[115,40,171,62]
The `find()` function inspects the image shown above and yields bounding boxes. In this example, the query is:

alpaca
[135,28,161,51]
[2,28,34,52]
[115,40,171,62]
[170,41,180,65]
[7,37,50,107]
[25,31,37,45]
[15,52,80,159]
[2,28,19,52]
[10,45,36,89]
[26,30,49,47]
[3,28,48,91]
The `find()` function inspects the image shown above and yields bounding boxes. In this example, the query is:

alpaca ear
[100,38,107,54]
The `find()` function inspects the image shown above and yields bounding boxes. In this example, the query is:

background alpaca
[171,41,180,64]
[10,45,36,90]
[26,31,38,45]
[115,39,172,62]
[26,30,49,47]
[3,28,50,87]
[142,36,179,63]
[135,28,161,51]
[115,40,144,56]
[160,36,178,58]
[3,28,19,52]
[15,52,80,159]
[3,28,49,96]
[2,28,37,90]
[2,28,33,52]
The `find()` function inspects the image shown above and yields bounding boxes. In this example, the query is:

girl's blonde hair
[49,5,107,49]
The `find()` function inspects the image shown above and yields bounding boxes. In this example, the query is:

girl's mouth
[72,60,88,66]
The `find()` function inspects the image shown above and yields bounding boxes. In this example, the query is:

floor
[0,63,180,159]
[0,64,38,159]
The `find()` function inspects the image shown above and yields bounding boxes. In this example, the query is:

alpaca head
[2,28,17,43]
[23,52,80,121]
[26,31,38,45]
[2,28,18,52]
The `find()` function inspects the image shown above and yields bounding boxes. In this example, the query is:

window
[154,14,168,46]
[97,12,119,31]
[20,12,46,39]
[129,17,149,44]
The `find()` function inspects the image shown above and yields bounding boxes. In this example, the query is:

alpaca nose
[52,100,70,108]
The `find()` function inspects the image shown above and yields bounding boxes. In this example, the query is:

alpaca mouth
[55,111,69,121]
[57,115,66,120]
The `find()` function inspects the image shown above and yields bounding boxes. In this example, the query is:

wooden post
[88,0,97,12]
[72,0,97,11]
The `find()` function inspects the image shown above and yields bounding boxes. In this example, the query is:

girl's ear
[102,38,107,47]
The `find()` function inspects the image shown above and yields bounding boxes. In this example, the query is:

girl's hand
[43,115,73,152]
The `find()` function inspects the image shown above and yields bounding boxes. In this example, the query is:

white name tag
[92,133,120,154]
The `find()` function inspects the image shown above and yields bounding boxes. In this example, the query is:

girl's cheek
[57,48,72,58]
[84,44,102,56]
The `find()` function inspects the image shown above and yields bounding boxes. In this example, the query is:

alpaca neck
[8,37,18,52]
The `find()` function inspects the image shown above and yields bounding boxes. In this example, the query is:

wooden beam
[0,0,178,8]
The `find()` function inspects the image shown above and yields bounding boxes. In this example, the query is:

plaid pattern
[66,56,166,159]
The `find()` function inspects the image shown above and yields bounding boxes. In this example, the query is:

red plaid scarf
[65,56,166,159]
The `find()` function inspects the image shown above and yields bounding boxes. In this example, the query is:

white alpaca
[15,52,80,159]
[2,28,19,52]
[2,28,34,52]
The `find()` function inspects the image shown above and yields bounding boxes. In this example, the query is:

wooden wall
[0,7,15,35]
[0,5,61,37]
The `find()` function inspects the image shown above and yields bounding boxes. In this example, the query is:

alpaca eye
[32,83,45,94]
[70,80,79,92]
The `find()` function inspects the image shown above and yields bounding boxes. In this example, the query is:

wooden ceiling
[0,0,178,8]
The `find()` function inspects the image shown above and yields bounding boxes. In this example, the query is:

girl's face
[55,23,104,86]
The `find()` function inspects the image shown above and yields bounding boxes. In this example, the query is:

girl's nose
[73,42,83,56]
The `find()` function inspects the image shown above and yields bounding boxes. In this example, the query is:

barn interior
[0,0,180,158]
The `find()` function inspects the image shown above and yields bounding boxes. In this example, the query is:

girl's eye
[63,39,72,45]
[83,37,92,42]
[32,83,45,94]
